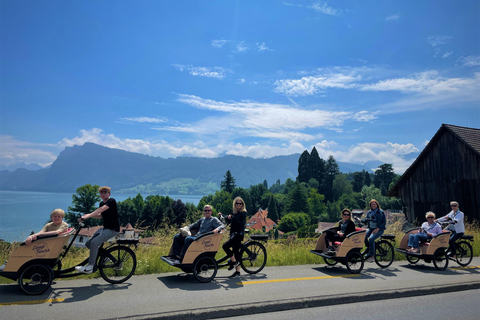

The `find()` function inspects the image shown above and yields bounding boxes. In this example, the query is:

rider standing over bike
[76,186,120,274]
[436,201,465,259]
[363,199,386,263]
[219,197,247,278]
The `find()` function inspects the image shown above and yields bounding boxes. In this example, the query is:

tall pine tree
[297,150,310,183]
[220,170,236,193]
[309,147,325,186]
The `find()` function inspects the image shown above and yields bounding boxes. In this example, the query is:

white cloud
[0,136,57,167]
[385,15,400,21]
[459,55,480,67]
[236,78,246,84]
[121,117,168,124]
[175,94,372,134]
[235,41,249,53]
[274,72,360,96]
[173,64,231,79]
[427,35,452,47]
[359,71,480,95]
[211,39,229,48]
[308,1,341,16]
[257,42,271,52]
[442,51,452,58]
[313,141,418,173]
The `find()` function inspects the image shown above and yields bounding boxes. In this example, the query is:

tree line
[65,149,402,237]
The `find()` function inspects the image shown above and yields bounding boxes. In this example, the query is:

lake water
[0,191,203,243]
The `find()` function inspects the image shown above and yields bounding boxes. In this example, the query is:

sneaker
[229,271,241,278]
[365,256,375,263]
[228,261,240,271]
[172,259,181,265]
[327,246,335,253]
[76,265,94,274]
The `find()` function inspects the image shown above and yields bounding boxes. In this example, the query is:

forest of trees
[65,147,402,237]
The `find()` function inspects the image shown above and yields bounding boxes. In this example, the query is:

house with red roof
[246,209,278,232]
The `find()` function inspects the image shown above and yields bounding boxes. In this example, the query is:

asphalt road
[222,289,480,320]
[1,258,479,320]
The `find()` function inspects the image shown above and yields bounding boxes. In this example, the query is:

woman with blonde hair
[219,197,247,278]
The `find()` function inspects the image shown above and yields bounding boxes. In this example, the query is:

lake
[0,191,203,243]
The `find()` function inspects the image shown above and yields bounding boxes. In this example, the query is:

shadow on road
[0,281,131,305]
[157,271,268,291]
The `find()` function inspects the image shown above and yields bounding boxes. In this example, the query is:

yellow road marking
[450,265,479,270]
[0,298,65,306]
[237,274,360,285]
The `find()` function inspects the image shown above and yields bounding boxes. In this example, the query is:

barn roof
[388,124,480,197]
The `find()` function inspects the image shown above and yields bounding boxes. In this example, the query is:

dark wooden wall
[398,129,480,223]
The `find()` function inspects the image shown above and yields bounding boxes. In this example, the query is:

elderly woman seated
[407,211,442,253]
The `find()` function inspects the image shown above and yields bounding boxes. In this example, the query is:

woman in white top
[437,201,465,259]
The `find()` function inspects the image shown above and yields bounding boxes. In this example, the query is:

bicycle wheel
[99,246,137,284]
[18,264,53,295]
[456,241,473,267]
[374,240,394,268]
[433,249,449,271]
[240,241,267,274]
[193,255,218,283]
[346,251,364,274]
[406,254,420,265]
[324,257,338,266]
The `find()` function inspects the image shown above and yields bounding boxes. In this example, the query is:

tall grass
[1,221,478,284]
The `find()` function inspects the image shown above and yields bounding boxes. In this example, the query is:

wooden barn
[388,124,480,223]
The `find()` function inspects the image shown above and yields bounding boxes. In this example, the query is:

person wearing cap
[437,201,465,259]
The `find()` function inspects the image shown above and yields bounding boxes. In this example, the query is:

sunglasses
[427,217,434,219]
[451,205,458,207]
[236,202,243,205]
[342,213,350,216]
[204,209,212,212]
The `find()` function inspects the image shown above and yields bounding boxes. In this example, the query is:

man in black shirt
[76,186,120,274]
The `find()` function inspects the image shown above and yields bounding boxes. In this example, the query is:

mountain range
[0,143,380,195]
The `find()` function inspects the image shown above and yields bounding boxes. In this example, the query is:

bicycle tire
[240,241,267,274]
[456,241,473,267]
[374,240,394,268]
[18,264,54,295]
[324,257,338,266]
[346,251,364,274]
[193,255,218,283]
[99,246,137,284]
[406,254,420,264]
[433,249,448,271]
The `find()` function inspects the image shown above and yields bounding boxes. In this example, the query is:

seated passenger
[25,208,69,245]
[324,208,356,253]
[171,204,225,264]
[407,211,442,253]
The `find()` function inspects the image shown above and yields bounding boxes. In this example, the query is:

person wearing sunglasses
[219,197,247,278]
[436,201,465,259]
[171,204,224,264]
[407,212,442,253]
[324,208,356,253]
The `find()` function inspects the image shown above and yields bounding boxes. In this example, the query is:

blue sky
[1,0,479,174]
